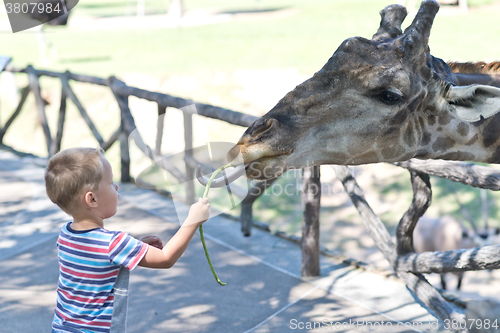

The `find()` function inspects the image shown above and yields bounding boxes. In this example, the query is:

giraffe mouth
[195,152,290,188]
[243,153,290,180]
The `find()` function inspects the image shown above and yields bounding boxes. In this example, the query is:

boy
[45,147,210,332]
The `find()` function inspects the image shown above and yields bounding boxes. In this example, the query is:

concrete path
[0,148,452,332]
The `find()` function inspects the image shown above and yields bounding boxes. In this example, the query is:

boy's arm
[138,198,210,269]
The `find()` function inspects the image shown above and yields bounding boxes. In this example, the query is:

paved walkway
[0,148,454,332]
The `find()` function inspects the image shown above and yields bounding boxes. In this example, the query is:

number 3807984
[5,2,61,14]
[443,319,499,330]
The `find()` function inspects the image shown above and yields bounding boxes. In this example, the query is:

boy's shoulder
[59,222,125,243]
[61,222,123,234]
[58,222,147,270]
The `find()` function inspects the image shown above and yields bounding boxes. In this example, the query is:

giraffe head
[226,0,500,180]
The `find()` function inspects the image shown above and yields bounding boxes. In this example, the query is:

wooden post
[27,65,52,156]
[334,165,465,330]
[396,171,432,255]
[102,126,121,152]
[61,74,104,146]
[301,166,321,277]
[0,85,30,144]
[183,111,195,204]
[392,172,467,329]
[108,77,134,183]
[50,82,67,156]
[156,105,166,156]
[332,165,396,261]
[240,179,276,236]
[397,271,464,331]
[108,76,156,183]
[119,125,131,183]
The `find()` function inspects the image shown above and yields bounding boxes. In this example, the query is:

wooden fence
[0,64,321,278]
[4,64,500,331]
[333,161,500,332]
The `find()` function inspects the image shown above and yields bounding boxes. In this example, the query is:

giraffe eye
[380,89,403,105]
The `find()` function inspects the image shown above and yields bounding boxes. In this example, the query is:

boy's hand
[141,236,163,249]
[185,198,211,227]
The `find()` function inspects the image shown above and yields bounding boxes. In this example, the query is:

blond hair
[45,147,105,214]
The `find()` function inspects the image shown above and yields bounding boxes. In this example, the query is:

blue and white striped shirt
[52,222,148,333]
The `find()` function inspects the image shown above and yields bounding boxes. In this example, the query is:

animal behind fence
[413,215,500,290]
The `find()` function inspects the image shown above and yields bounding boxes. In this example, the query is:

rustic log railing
[2,64,499,329]
[1,64,258,189]
[334,160,500,332]
[0,64,321,276]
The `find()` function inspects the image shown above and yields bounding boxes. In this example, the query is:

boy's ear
[84,191,98,208]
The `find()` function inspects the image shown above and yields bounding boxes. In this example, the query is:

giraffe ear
[447,85,500,122]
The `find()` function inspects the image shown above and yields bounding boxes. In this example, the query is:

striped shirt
[52,222,148,333]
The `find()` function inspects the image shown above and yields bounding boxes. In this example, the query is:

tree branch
[396,171,432,255]
[397,244,500,274]
[393,159,500,190]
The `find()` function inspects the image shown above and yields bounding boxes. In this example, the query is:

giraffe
[197,0,500,186]
[193,1,500,324]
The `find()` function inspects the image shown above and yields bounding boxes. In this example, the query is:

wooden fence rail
[334,160,500,332]
[3,64,499,329]
[0,64,321,277]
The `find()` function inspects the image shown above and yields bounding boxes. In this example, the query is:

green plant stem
[200,163,233,286]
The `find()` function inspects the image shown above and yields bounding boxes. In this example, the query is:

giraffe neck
[449,61,500,88]
[413,61,500,163]
[448,61,500,74]
[416,113,500,164]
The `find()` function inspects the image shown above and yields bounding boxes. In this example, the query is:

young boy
[45,147,210,333]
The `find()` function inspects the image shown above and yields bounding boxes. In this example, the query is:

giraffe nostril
[248,118,277,138]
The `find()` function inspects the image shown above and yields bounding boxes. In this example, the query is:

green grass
[3,0,500,78]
